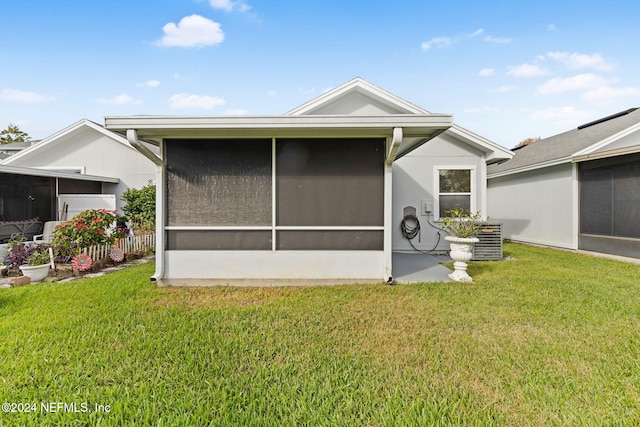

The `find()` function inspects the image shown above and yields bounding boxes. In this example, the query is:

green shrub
[121,182,156,233]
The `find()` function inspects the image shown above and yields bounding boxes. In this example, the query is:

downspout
[384,127,403,283]
[126,129,165,282]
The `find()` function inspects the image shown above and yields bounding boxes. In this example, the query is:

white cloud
[97,94,143,105]
[470,28,484,37]
[530,106,592,125]
[0,89,51,103]
[507,64,549,77]
[157,14,224,48]
[421,37,451,50]
[478,68,494,77]
[582,86,640,102]
[546,52,615,71]
[137,80,160,88]
[168,93,226,109]
[490,85,517,93]
[484,35,512,44]
[209,0,251,12]
[536,73,615,94]
[547,24,557,31]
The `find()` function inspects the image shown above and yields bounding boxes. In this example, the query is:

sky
[1,0,640,148]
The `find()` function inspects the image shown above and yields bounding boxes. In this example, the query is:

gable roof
[106,77,456,162]
[285,77,429,116]
[1,119,134,165]
[488,108,640,178]
[285,77,513,163]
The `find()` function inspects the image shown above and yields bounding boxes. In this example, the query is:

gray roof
[488,108,640,176]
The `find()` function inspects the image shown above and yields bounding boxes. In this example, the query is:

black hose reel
[400,206,420,240]
[400,205,441,254]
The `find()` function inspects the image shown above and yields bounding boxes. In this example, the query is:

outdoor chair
[33,221,62,244]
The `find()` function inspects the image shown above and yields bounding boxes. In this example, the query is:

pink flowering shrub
[52,209,126,257]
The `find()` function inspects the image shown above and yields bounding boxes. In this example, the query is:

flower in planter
[109,247,125,263]
[440,208,485,238]
[71,253,93,272]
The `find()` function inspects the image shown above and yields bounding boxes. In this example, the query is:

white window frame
[433,165,476,220]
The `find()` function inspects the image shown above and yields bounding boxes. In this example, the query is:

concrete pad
[392,252,452,283]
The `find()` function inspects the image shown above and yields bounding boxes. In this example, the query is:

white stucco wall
[392,132,485,252]
[7,126,155,214]
[487,163,577,249]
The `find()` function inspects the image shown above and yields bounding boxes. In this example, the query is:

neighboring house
[0,141,31,160]
[488,108,640,258]
[1,119,157,216]
[0,163,118,223]
[105,77,512,284]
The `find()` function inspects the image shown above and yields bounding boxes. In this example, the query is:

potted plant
[441,208,484,282]
[19,248,51,283]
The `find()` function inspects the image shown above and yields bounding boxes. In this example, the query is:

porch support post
[127,129,165,282]
[384,127,402,282]
[384,163,393,282]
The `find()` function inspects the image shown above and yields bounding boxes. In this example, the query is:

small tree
[514,136,541,149]
[121,182,156,233]
[0,123,31,144]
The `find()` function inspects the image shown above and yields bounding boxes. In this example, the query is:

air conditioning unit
[472,223,503,261]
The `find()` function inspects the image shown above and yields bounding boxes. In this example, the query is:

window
[436,168,474,218]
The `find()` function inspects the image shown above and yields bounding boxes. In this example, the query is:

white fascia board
[572,144,640,162]
[105,114,453,139]
[487,157,572,179]
[448,125,514,161]
[105,114,451,128]
[0,164,119,183]
[572,121,640,158]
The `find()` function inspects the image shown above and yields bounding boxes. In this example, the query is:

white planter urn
[19,264,50,283]
[444,236,479,283]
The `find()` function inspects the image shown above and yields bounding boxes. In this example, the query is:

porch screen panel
[613,162,640,237]
[167,230,271,250]
[580,167,613,235]
[166,139,272,226]
[276,231,383,250]
[580,155,640,238]
[276,138,384,226]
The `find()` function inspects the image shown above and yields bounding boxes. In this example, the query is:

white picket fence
[82,234,156,260]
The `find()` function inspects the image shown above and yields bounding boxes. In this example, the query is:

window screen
[276,138,384,226]
[166,139,272,226]
[438,169,471,217]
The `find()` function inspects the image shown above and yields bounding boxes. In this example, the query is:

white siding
[392,132,485,252]
[487,163,576,249]
[164,250,385,281]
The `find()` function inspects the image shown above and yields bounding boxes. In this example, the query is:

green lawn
[1,243,639,426]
